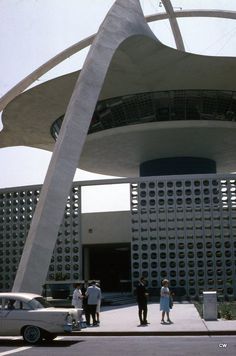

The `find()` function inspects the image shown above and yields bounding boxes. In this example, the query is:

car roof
[0,292,42,302]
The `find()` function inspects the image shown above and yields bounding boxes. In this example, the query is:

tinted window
[29,297,52,309]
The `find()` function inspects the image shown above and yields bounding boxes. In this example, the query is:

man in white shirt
[86,281,102,326]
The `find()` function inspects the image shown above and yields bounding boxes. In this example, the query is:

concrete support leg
[12,0,154,294]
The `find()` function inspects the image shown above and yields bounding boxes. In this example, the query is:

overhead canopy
[1,32,236,176]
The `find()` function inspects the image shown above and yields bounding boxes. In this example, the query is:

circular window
[142,253,148,260]
[149,190,155,197]
[133,253,139,260]
[133,244,139,251]
[151,261,157,268]
[142,262,148,269]
[151,252,157,259]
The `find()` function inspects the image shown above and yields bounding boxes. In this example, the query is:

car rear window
[30,297,52,309]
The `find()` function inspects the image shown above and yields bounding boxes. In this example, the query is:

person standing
[160,279,172,324]
[86,280,102,326]
[81,281,89,325]
[95,282,101,325]
[136,276,149,326]
[72,283,83,309]
[72,283,83,323]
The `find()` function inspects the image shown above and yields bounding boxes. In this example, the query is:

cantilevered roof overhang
[1,21,236,176]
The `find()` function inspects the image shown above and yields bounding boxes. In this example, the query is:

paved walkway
[77,302,236,336]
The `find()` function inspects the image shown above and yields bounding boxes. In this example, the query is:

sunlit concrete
[12,0,156,293]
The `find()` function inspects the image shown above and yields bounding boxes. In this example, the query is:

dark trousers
[138,302,147,324]
[84,304,90,325]
[87,304,97,325]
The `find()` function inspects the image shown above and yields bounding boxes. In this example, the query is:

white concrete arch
[162,0,185,51]
[1,6,236,113]
[12,0,157,293]
[146,9,236,24]
[0,34,95,112]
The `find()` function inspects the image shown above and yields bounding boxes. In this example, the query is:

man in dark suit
[136,276,149,326]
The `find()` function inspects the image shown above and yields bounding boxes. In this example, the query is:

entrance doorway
[83,243,131,292]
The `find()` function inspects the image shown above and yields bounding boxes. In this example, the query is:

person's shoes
[167,319,173,324]
[161,320,165,324]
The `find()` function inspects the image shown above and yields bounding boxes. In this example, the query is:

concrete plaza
[77,302,236,336]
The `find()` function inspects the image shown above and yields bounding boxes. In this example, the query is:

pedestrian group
[72,280,102,327]
[72,277,174,328]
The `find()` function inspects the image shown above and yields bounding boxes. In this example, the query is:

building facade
[1,173,236,299]
[1,0,236,297]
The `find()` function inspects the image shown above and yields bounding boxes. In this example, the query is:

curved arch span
[162,0,185,51]
[1,8,236,112]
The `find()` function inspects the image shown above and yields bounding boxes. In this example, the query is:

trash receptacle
[203,291,217,321]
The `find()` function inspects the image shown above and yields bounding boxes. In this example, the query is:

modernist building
[0,182,132,293]
[1,173,236,299]
[1,0,236,298]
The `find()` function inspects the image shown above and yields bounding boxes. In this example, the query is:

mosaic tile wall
[0,184,81,291]
[130,175,236,299]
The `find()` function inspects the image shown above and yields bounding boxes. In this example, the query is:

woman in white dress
[72,283,83,322]
[72,283,83,308]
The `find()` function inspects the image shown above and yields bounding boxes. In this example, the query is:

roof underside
[1,18,236,176]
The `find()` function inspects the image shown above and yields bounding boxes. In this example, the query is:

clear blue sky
[0,0,236,211]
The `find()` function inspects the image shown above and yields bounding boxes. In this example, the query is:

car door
[0,297,8,335]
[0,297,30,336]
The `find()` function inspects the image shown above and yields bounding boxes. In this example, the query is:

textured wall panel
[130,175,236,300]
[0,184,81,291]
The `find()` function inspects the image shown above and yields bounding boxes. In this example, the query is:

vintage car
[0,292,81,344]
